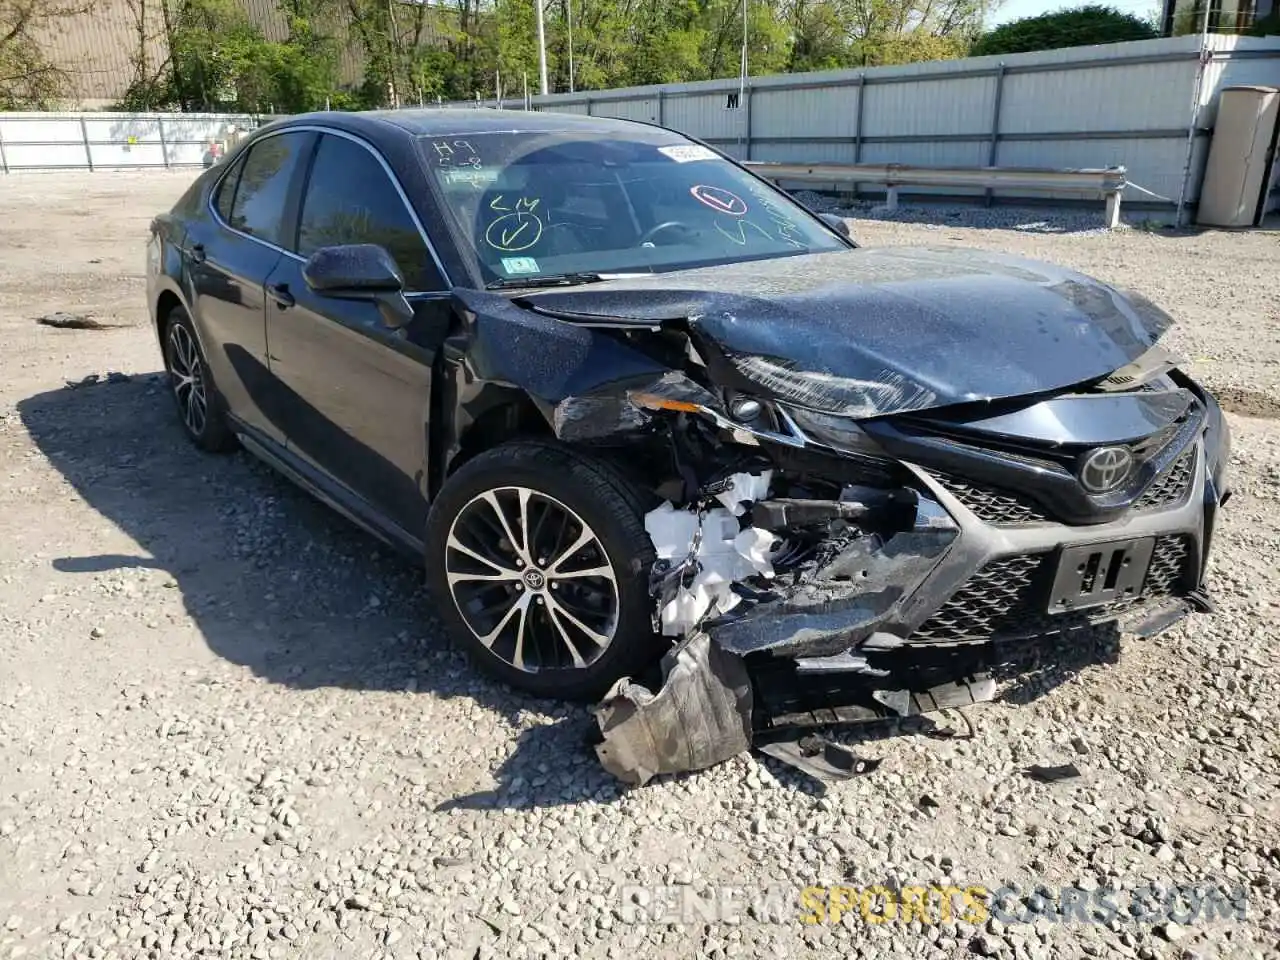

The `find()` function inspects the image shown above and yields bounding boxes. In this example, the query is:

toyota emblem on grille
[1078,445,1134,493]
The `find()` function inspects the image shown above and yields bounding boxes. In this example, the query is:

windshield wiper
[484,271,650,290]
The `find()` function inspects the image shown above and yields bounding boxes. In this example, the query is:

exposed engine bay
[587,403,1005,785]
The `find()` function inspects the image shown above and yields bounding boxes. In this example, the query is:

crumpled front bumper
[711,436,1219,663]
[596,424,1228,785]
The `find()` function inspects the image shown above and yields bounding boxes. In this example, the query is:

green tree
[971,4,1157,56]
[786,0,855,72]
[116,0,998,113]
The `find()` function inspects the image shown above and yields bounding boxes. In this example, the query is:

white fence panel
[4,143,89,168]
[90,143,168,167]
[83,117,161,142]
[0,112,264,171]
[162,140,216,166]
[1,118,85,143]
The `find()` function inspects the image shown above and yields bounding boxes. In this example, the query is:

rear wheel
[425,441,659,700]
[163,307,235,453]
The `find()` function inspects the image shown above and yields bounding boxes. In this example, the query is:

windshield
[415,130,846,286]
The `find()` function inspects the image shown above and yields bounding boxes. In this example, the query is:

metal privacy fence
[443,34,1280,209]
[0,113,266,172]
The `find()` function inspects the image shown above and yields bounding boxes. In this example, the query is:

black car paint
[148,109,1226,708]
[519,246,1172,419]
[147,112,815,550]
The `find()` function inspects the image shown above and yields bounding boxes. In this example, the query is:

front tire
[425,441,659,701]
[163,307,235,453]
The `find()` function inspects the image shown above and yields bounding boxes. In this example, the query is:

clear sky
[986,0,1161,25]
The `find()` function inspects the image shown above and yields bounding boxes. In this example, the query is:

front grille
[909,535,1192,645]
[910,554,1047,643]
[928,473,1049,524]
[1133,451,1195,512]
[1144,534,1190,597]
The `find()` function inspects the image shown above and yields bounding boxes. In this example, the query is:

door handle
[267,282,295,309]
[188,243,206,264]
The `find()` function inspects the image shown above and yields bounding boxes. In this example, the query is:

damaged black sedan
[147,110,1230,783]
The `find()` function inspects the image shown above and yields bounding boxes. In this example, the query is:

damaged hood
[521,247,1173,419]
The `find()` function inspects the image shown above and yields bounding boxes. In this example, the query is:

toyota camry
[146,109,1230,781]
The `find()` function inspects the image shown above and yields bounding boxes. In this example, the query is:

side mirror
[819,213,857,244]
[302,244,414,329]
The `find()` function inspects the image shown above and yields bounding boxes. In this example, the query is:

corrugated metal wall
[31,0,404,107]
[515,34,1280,205]
[36,0,171,106]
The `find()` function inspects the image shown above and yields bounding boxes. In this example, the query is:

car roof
[272,108,679,142]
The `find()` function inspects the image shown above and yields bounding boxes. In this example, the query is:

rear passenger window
[213,156,243,222]
[296,134,442,291]
[226,133,308,247]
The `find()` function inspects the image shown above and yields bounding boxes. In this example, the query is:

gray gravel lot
[1,171,1279,960]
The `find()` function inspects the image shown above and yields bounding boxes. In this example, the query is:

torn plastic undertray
[703,517,958,659]
[593,632,997,786]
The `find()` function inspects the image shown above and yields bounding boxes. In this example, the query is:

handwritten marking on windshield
[744,184,807,249]
[430,139,481,168]
[690,184,748,216]
[690,183,807,249]
[484,194,544,252]
[714,219,773,246]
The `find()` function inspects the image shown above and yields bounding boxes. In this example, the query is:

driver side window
[296,134,442,291]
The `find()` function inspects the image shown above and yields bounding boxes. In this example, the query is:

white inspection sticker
[501,256,540,274]
[658,144,719,163]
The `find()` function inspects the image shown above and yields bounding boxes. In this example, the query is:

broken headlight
[630,386,806,449]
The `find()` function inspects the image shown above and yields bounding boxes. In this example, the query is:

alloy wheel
[444,486,620,673]
[167,322,208,438]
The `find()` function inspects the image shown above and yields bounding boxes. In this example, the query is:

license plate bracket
[1047,537,1155,614]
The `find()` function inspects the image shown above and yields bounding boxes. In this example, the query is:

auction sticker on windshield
[658,145,719,163]
[501,256,540,274]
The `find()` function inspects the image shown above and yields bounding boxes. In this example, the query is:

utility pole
[535,0,549,95]
[1175,0,1213,227]
[568,0,575,94]
[737,0,748,152]
[386,0,402,107]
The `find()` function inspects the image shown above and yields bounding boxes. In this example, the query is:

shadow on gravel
[991,627,1123,706]
[443,627,1127,808]
[435,716,625,810]
[18,375,581,735]
[19,374,1128,806]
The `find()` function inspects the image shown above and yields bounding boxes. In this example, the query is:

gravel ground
[1,171,1279,960]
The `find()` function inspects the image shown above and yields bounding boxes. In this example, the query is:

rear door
[184,130,313,442]
[263,130,453,540]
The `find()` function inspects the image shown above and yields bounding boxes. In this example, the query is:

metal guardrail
[745,161,1129,228]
